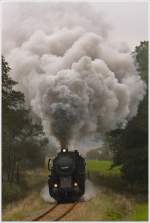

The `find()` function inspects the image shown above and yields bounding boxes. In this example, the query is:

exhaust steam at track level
[2,2,146,149]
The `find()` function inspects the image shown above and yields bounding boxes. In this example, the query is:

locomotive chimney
[60,141,68,152]
[61,147,68,152]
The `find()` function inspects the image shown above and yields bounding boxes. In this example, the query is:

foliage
[86,160,124,193]
[2,56,48,191]
[2,168,49,220]
[107,41,148,186]
[135,41,148,82]
[2,182,23,204]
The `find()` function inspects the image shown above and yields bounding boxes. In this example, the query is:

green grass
[3,161,148,221]
[2,168,48,207]
[2,168,50,221]
[130,203,148,221]
[86,160,121,176]
[85,160,148,221]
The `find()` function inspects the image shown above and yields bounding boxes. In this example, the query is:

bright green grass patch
[86,160,121,176]
[130,203,148,221]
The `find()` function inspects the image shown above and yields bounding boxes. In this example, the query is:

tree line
[85,42,148,188]
[2,56,48,185]
[108,41,148,187]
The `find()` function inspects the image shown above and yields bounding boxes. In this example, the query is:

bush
[2,182,26,205]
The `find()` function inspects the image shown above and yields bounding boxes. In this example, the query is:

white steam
[2,2,146,148]
[40,185,55,203]
[41,180,97,203]
[81,179,97,201]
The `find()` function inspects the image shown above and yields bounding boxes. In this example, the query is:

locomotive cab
[48,149,85,203]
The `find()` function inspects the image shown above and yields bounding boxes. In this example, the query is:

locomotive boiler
[48,148,85,203]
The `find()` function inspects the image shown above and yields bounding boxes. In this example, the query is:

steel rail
[32,201,79,221]
[32,203,58,221]
[54,201,78,221]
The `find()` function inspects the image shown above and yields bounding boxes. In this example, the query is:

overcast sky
[2,1,148,50]
[93,1,148,49]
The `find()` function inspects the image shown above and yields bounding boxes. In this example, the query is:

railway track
[32,201,79,221]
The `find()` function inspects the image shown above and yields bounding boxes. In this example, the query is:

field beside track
[85,160,148,221]
[2,160,148,221]
[86,160,121,176]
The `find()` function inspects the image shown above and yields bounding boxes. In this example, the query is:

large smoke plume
[2,2,146,149]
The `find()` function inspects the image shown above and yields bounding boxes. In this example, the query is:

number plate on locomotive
[60,176,72,188]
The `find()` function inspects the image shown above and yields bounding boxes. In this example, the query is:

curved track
[32,202,78,221]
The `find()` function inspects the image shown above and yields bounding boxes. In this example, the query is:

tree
[2,56,26,181]
[108,42,148,186]
[2,56,48,183]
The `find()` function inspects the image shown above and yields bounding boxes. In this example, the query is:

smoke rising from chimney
[2,2,146,149]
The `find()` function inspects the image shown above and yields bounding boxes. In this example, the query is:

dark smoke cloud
[2,2,146,150]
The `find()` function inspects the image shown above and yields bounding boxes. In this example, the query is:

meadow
[2,160,148,221]
[86,160,121,176]
[85,160,148,221]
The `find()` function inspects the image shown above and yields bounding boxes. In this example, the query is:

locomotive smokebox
[48,147,85,202]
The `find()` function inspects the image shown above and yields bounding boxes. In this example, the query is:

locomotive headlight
[54,183,58,188]
[74,182,78,187]
[62,149,66,152]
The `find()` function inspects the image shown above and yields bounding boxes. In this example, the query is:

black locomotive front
[48,149,85,203]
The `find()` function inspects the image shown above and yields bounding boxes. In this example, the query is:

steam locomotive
[48,148,85,203]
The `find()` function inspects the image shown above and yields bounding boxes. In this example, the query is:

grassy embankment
[2,168,53,221]
[3,168,47,206]
[85,160,148,221]
[3,160,148,221]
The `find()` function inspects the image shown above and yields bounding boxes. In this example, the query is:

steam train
[48,148,86,203]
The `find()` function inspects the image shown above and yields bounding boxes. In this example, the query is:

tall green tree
[2,56,26,181]
[2,56,48,183]
[108,41,148,186]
